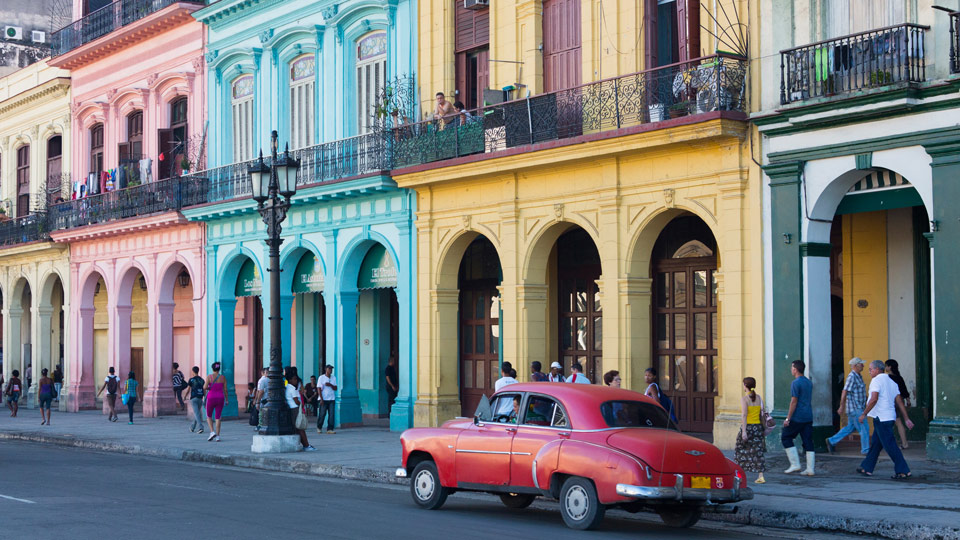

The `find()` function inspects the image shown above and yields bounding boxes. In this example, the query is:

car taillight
[734,468,745,481]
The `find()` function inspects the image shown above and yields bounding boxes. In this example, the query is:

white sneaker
[215,435,221,442]
[207,432,216,442]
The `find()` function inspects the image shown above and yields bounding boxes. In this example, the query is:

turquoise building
[188,0,418,431]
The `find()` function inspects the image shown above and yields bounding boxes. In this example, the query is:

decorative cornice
[0,79,71,118]
[194,0,289,29]
[48,212,191,243]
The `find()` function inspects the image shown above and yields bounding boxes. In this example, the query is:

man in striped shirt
[825,357,870,454]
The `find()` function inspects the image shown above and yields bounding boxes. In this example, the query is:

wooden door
[253,296,263,370]
[557,267,602,384]
[652,258,718,432]
[542,0,581,92]
[130,347,144,389]
[459,286,500,417]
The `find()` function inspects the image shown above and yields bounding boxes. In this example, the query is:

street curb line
[3,431,957,540]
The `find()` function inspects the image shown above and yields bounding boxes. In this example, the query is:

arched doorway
[554,227,602,383]
[84,272,109,411]
[823,170,931,441]
[651,215,718,433]
[38,273,65,403]
[356,243,399,424]
[116,267,150,395]
[10,279,33,400]
[288,250,326,384]
[155,261,199,415]
[458,236,502,417]
[226,256,263,417]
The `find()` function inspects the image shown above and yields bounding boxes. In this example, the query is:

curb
[4,431,957,540]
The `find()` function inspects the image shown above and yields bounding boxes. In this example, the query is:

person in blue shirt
[782,360,815,476]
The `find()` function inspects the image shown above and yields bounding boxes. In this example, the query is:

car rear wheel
[499,493,536,509]
[656,505,702,528]
[410,461,449,510]
[559,477,605,530]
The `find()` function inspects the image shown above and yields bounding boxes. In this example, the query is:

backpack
[172,372,184,387]
[652,383,678,424]
[106,376,119,394]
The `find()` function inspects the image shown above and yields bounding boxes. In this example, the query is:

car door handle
[505,427,517,433]
[558,432,571,437]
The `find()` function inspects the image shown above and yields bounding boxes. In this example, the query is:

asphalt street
[0,441,857,540]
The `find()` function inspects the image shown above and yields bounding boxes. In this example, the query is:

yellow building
[0,60,71,408]
[397,0,762,445]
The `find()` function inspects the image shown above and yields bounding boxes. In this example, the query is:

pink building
[49,1,206,415]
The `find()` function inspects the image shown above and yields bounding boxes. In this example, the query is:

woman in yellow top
[735,377,767,484]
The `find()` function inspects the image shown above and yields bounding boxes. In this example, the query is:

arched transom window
[290,54,315,150]
[356,31,387,134]
[232,75,255,162]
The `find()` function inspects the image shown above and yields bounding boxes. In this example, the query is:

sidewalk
[1,411,958,540]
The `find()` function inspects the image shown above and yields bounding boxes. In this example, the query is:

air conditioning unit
[31,30,46,44]
[4,26,23,41]
[464,0,489,10]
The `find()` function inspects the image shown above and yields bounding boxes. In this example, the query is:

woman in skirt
[735,376,766,484]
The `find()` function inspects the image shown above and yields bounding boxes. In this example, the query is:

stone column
[279,294,294,366]
[763,161,805,446]
[217,298,239,419]
[516,284,549,375]
[925,141,960,462]
[144,301,176,417]
[390,224,415,431]
[35,305,54,400]
[69,306,97,411]
[7,306,26,408]
[620,277,652,391]
[413,288,460,428]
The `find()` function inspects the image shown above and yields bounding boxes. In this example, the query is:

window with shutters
[16,145,30,217]
[290,54,316,149]
[542,0,582,92]
[646,0,700,68]
[455,0,489,109]
[90,123,104,176]
[356,31,387,134]
[126,111,143,157]
[232,75,255,162]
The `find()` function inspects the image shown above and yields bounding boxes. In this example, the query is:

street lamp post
[249,130,300,439]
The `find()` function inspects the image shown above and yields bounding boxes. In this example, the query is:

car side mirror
[473,394,492,423]
[473,415,479,426]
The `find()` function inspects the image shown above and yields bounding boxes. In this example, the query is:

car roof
[493,382,662,429]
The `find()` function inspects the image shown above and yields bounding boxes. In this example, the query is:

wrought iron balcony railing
[0,213,48,247]
[390,54,747,169]
[47,176,183,230]
[50,0,203,57]
[184,132,389,206]
[780,23,929,105]
[950,12,959,74]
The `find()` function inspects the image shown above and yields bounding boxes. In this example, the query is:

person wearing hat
[825,357,870,455]
[548,362,564,382]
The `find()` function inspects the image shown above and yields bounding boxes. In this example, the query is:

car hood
[606,429,732,475]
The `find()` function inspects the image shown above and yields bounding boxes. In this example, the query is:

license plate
[691,476,711,489]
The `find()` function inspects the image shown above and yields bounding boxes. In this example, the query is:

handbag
[122,393,130,405]
[760,397,775,436]
[294,407,307,431]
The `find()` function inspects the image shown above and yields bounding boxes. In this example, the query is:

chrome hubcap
[564,485,589,521]
[414,470,435,500]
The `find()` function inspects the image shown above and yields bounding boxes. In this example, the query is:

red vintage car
[397,383,752,530]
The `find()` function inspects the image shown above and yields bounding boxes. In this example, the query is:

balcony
[389,54,747,170]
[0,213,48,248]
[47,176,185,230]
[780,23,929,105]
[49,0,203,61]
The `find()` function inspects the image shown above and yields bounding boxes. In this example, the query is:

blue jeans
[781,420,814,451]
[318,400,335,431]
[859,419,910,475]
[828,409,870,453]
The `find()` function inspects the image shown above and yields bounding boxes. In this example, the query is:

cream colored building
[0,60,71,408]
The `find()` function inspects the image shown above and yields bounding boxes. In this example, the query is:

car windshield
[600,400,676,430]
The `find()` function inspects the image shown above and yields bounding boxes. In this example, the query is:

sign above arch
[235,259,261,297]
[293,252,324,294]
[358,244,397,289]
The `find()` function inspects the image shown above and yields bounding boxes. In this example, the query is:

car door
[510,394,569,488]
[455,392,521,487]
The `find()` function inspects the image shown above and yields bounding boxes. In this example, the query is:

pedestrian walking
[317,364,337,434]
[781,360,815,476]
[4,369,22,417]
[603,370,621,387]
[735,377,766,484]
[245,382,257,413]
[530,361,549,382]
[385,356,399,412]
[38,368,55,426]
[97,367,121,422]
[122,371,142,425]
[204,362,227,441]
[643,367,678,423]
[826,357,870,455]
[53,366,63,402]
[285,367,315,451]
[26,363,32,393]
[857,360,914,479]
[186,366,205,433]
[172,363,188,411]
[255,367,269,430]
[885,359,911,450]
[548,361,564,382]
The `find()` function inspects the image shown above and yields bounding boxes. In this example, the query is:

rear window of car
[600,400,676,430]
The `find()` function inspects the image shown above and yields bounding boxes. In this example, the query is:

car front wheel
[656,505,702,528]
[559,477,605,530]
[499,493,536,509]
[410,461,449,510]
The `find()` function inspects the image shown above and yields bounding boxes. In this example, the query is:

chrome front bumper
[616,475,754,504]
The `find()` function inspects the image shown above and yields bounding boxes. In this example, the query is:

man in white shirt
[254,367,269,430]
[548,362,564,382]
[494,362,518,393]
[317,364,338,434]
[858,360,914,478]
[566,362,591,384]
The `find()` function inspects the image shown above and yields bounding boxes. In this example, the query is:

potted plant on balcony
[181,157,191,177]
[669,100,691,119]
[0,206,7,222]
[870,70,893,87]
